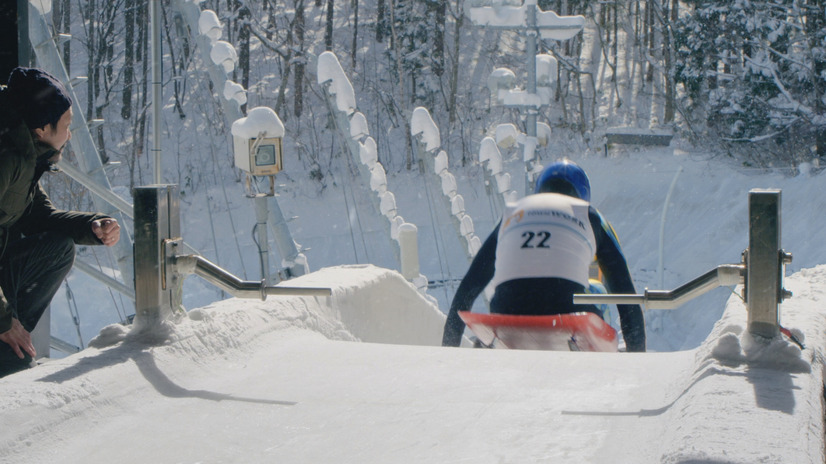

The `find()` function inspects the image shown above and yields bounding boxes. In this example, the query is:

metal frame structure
[574,189,792,340]
[133,186,330,330]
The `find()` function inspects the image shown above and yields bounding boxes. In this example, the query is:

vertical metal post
[254,195,271,285]
[150,0,163,183]
[133,185,181,331]
[16,0,31,67]
[746,189,782,338]
[524,0,538,196]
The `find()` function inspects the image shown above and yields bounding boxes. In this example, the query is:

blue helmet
[534,159,591,201]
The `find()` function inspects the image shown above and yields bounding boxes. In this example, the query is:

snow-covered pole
[150,0,162,183]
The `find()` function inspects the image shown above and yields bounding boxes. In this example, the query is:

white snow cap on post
[359,137,378,168]
[537,122,552,147]
[536,54,558,87]
[440,171,458,197]
[370,164,388,193]
[460,215,475,237]
[211,41,238,73]
[411,107,441,153]
[468,236,482,256]
[198,10,223,42]
[451,195,465,216]
[350,112,370,140]
[317,51,357,115]
[223,80,247,105]
[495,124,519,148]
[488,68,517,100]
[231,107,285,139]
[479,137,503,174]
[537,10,586,40]
[379,191,397,218]
[469,5,526,27]
[434,151,449,175]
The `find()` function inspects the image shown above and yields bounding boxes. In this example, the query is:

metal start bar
[573,264,745,310]
[172,253,332,301]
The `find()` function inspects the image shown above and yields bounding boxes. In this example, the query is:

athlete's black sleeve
[588,207,646,352]
[441,222,500,347]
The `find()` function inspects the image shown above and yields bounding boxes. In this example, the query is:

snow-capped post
[398,223,420,281]
[410,107,482,260]
[468,0,584,195]
[232,107,309,281]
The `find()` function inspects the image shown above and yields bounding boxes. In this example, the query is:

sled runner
[458,311,618,352]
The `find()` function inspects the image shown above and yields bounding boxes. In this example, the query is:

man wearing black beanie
[0,67,121,377]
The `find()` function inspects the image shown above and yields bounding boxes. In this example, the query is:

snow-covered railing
[410,108,482,261]
[171,0,244,121]
[316,52,428,290]
[478,136,518,217]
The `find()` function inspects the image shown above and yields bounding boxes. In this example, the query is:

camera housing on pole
[233,132,283,177]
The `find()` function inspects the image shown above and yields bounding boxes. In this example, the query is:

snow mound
[656,265,826,463]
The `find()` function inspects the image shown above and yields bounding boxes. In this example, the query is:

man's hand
[92,218,120,246]
[0,318,35,359]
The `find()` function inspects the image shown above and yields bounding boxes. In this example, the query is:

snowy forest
[42,0,826,198]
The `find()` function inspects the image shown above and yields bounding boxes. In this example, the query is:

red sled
[458,311,618,352]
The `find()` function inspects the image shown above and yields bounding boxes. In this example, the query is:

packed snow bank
[657,265,826,463]
[1,265,824,463]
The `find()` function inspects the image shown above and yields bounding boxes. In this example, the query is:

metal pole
[133,185,181,331]
[524,0,538,196]
[175,255,332,300]
[254,195,271,285]
[151,0,162,183]
[746,189,786,339]
[658,167,682,288]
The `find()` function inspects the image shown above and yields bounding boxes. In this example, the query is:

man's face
[34,108,73,162]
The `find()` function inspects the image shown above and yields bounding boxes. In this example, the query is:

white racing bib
[490,193,596,289]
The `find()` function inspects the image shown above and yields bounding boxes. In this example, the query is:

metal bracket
[162,237,184,291]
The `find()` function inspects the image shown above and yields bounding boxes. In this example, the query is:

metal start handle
[573,264,745,310]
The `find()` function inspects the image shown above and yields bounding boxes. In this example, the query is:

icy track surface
[1,264,824,464]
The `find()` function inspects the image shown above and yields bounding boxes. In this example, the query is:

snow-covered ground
[1,260,824,463]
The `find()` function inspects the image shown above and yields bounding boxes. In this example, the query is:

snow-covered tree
[677,0,826,161]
